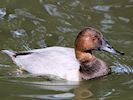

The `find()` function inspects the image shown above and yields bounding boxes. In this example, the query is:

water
[0,0,133,100]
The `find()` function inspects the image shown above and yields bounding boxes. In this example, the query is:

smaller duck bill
[98,37,124,55]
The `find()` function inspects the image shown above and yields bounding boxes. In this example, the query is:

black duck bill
[99,38,124,55]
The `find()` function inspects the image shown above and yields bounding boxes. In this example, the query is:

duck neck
[75,49,96,63]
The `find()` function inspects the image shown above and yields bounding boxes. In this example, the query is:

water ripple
[0,8,6,18]
[44,4,62,17]
[15,9,45,22]
[118,17,130,23]
[111,62,133,74]
[11,29,26,38]
[0,64,10,67]
[19,93,75,100]
[8,14,17,21]
[57,27,77,33]
[93,5,111,12]
[44,4,71,19]
[70,0,80,7]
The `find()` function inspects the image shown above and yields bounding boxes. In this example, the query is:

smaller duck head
[75,27,124,61]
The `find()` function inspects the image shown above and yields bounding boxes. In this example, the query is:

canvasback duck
[2,27,124,81]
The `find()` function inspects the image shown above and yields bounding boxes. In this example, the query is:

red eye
[93,36,97,41]
[92,38,96,41]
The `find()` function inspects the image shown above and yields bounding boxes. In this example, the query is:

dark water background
[0,0,133,100]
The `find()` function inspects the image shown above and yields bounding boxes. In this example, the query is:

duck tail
[1,50,16,59]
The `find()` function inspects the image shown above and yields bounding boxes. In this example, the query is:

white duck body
[3,46,80,81]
